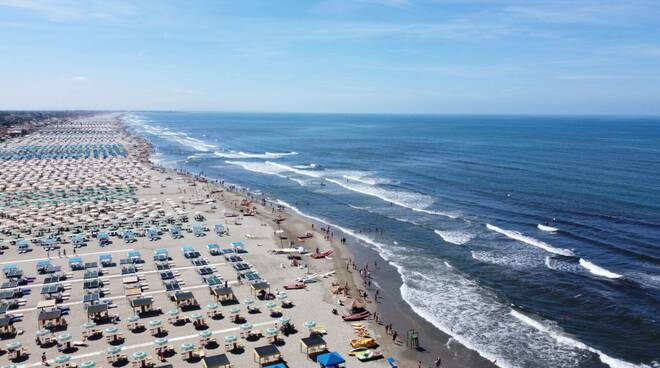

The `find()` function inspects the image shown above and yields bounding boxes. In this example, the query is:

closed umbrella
[198,330,212,338]
[240,323,252,330]
[80,361,96,368]
[223,335,237,343]
[154,338,168,346]
[131,351,148,361]
[54,355,71,364]
[106,346,122,355]
[179,342,195,352]
[57,333,72,343]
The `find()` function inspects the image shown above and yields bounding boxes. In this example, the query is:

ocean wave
[435,229,474,245]
[486,224,574,256]
[342,174,391,185]
[265,161,324,178]
[123,114,217,152]
[538,224,559,232]
[213,151,298,159]
[293,163,319,169]
[325,178,453,218]
[578,258,623,279]
[224,160,288,178]
[545,256,582,273]
[511,310,648,368]
[471,251,541,269]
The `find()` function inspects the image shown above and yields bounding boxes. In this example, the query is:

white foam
[471,251,540,269]
[266,161,324,178]
[486,224,574,256]
[224,161,287,177]
[325,178,456,218]
[342,174,390,185]
[213,151,298,159]
[511,310,648,368]
[435,230,474,245]
[538,224,559,232]
[578,259,622,279]
[123,114,217,152]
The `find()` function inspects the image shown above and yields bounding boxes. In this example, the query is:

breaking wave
[486,224,574,256]
[213,151,298,159]
[435,229,474,245]
[579,258,623,279]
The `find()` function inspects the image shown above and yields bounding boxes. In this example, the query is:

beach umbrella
[240,323,253,330]
[168,309,180,317]
[5,342,21,350]
[154,338,168,346]
[265,327,279,336]
[189,313,203,321]
[276,292,288,300]
[106,346,122,355]
[80,361,97,368]
[179,342,195,352]
[304,320,316,328]
[278,317,290,324]
[243,298,254,305]
[229,307,240,314]
[265,302,277,309]
[127,315,140,323]
[223,335,237,343]
[82,322,97,329]
[131,351,148,361]
[35,329,51,337]
[1,364,17,368]
[104,326,118,334]
[148,320,162,328]
[198,330,212,338]
[57,333,72,343]
[205,303,218,310]
[54,355,71,364]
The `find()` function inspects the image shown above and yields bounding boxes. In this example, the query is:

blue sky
[1,0,659,114]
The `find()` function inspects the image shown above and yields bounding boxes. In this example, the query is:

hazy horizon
[1,0,660,115]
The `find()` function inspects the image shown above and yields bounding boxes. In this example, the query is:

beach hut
[192,224,205,237]
[169,226,182,239]
[300,336,328,359]
[202,354,231,368]
[130,297,155,314]
[251,281,271,297]
[317,352,346,368]
[211,286,236,304]
[207,243,221,256]
[254,345,282,367]
[213,224,225,236]
[174,291,198,309]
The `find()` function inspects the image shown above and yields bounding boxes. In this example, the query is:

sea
[123,112,660,368]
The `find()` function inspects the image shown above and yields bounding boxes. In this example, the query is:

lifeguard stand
[406,329,419,349]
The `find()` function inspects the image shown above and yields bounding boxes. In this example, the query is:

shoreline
[123,115,498,368]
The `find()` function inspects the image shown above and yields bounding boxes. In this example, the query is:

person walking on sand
[435,357,442,367]
[42,352,49,365]
[418,361,422,368]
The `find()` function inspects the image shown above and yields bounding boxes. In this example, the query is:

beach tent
[69,257,83,270]
[146,228,159,241]
[36,259,51,271]
[213,224,225,235]
[317,352,345,367]
[207,243,221,255]
[97,232,110,246]
[71,234,85,246]
[99,254,113,267]
[386,357,398,367]
[231,242,244,251]
[128,251,141,260]
[192,224,204,237]
[202,353,231,368]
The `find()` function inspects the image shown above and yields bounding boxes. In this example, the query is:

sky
[1,0,660,114]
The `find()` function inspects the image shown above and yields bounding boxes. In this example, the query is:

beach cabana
[130,297,155,314]
[192,224,205,237]
[174,291,198,309]
[170,226,182,239]
[182,246,200,259]
[317,352,345,367]
[251,281,271,297]
[36,259,52,272]
[71,234,85,246]
[211,286,236,304]
[0,316,16,335]
[99,254,113,267]
[122,230,135,243]
[202,354,231,368]
[254,345,282,367]
[68,257,84,270]
[300,336,328,358]
[146,228,159,241]
[213,224,225,236]
[231,242,244,252]
[38,309,66,328]
[128,250,142,261]
[86,303,109,321]
[207,243,221,256]
[97,232,110,246]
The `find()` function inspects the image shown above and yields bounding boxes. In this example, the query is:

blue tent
[16,239,28,247]
[128,250,141,258]
[387,357,398,367]
[155,248,168,255]
[317,352,345,367]
[36,260,51,269]
[264,364,287,368]
[3,264,17,271]
[68,256,82,264]
[230,242,244,249]
[99,254,112,261]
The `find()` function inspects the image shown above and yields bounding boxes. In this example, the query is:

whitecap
[435,229,474,245]
[486,224,574,256]
[578,258,622,279]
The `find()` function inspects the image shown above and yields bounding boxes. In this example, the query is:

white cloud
[72,76,86,81]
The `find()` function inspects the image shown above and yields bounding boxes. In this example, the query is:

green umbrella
[80,361,97,368]
[148,320,162,328]
[265,327,279,336]
[265,302,277,309]
[127,315,140,322]
[54,355,71,363]
[106,346,122,354]
[223,335,237,343]
[229,307,240,314]
[304,320,316,328]
[189,313,203,320]
[168,309,180,317]
[240,322,253,330]
[104,326,118,334]
[278,317,290,324]
[57,333,72,343]
[5,342,21,350]
[205,303,218,310]
[198,330,212,338]
[179,342,195,352]
[243,298,254,305]
[82,322,97,329]
[35,329,51,337]
[154,338,168,346]
[131,351,148,361]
